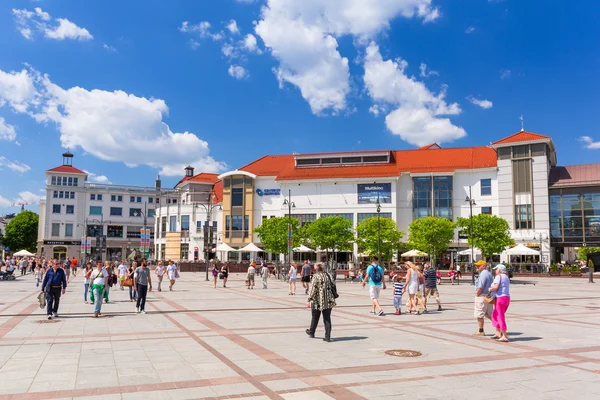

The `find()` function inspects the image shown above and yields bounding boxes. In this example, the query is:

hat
[493,264,507,273]
[474,260,487,266]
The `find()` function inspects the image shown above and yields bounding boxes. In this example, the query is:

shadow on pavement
[508,336,542,342]
[331,336,368,342]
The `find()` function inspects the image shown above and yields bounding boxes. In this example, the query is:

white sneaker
[141,310,146,314]
[136,307,140,314]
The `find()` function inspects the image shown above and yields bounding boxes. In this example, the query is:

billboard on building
[357,183,392,204]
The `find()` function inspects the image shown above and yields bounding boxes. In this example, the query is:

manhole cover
[385,350,422,357]
[35,319,61,324]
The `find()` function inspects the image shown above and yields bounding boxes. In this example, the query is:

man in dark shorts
[301,260,312,295]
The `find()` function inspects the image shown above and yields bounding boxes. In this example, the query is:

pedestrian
[211,264,218,288]
[261,261,269,289]
[90,261,108,318]
[134,261,152,314]
[473,260,493,336]
[393,275,405,315]
[423,263,442,312]
[103,261,114,303]
[247,262,256,289]
[34,265,43,288]
[118,260,128,290]
[155,261,166,291]
[71,257,78,277]
[127,262,137,302]
[362,256,386,316]
[416,264,426,313]
[64,258,71,281]
[456,264,462,279]
[489,264,511,342]
[40,260,67,320]
[305,263,336,342]
[301,260,312,295]
[405,262,419,314]
[167,261,178,291]
[288,262,297,295]
[20,257,28,275]
[31,257,36,274]
[220,263,229,288]
[83,263,92,303]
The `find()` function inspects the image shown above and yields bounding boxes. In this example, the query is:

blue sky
[1,0,600,215]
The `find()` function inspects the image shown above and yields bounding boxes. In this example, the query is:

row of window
[51,223,74,237]
[53,191,75,199]
[86,224,154,238]
[89,206,155,218]
[53,205,74,214]
[51,176,79,187]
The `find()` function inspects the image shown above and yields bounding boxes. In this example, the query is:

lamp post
[282,190,295,279]
[465,186,476,285]
[133,202,149,260]
[88,214,111,261]
[196,192,222,281]
[376,193,381,264]
[534,232,548,273]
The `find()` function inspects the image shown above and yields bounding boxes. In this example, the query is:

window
[111,195,123,202]
[51,223,60,236]
[90,194,96,200]
[137,196,142,203]
[90,206,102,215]
[110,207,122,216]
[481,207,492,215]
[481,179,492,196]
[130,208,142,217]
[53,191,58,198]
[97,194,103,201]
[197,221,202,232]
[515,204,532,229]
[513,159,532,194]
[290,214,317,227]
[66,205,74,214]
[107,225,124,238]
[62,177,68,186]
[73,177,78,186]
[67,177,73,186]
[169,216,177,232]
[65,223,73,237]
[130,196,135,202]
[181,215,190,231]
[433,176,453,220]
[69,191,75,199]
[51,176,57,185]
[87,225,102,237]
[413,177,432,220]
[147,209,155,218]
[232,188,243,206]
[161,217,167,233]
[357,213,392,224]
[180,243,189,260]
[52,204,61,214]
[244,215,249,238]
[412,176,453,220]
[59,191,64,199]
[320,213,354,222]
[148,197,153,204]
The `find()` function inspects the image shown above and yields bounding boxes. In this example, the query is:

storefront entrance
[52,246,67,261]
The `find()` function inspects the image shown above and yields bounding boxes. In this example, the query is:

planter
[548,272,561,277]
[570,272,583,277]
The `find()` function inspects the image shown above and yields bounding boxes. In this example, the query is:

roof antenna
[520,115,524,132]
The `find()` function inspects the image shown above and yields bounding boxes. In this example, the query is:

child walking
[34,266,43,288]
[393,276,405,315]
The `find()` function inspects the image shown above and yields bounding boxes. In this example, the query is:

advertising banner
[86,237,91,253]
[80,238,86,254]
[357,183,392,204]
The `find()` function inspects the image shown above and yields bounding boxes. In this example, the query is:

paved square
[0,272,599,399]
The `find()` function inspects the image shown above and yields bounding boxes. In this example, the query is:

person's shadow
[327,336,368,342]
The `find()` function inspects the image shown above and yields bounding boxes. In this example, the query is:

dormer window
[294,151,392,167]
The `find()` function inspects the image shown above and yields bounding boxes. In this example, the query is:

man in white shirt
[117,260,128,290]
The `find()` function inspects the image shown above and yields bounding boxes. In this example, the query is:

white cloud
[228,65,249,79]
[12,7,92,41]
[0,67,228,177]
[179,21,223,41]
[221,43,237,57]
[579,136,600,149]
[103,43,116,52]
[0,157,31,173]
[500,69,511,79]
[363,42,465,146]
[227,20,240,34]
[467,95,493,109]
[255,0,439,115]
[0,68,38,113]
[465,26,475,34]
[241,34,262,54]
[84,170,111,184]
[419,62,439,78]
[17,191,43,204]
[190,39,201,50]
[0,117,17,141]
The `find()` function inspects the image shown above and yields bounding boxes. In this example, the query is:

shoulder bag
[484,276,502,305]
[325,273,339,299]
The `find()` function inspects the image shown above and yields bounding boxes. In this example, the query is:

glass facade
[290,214,317,227]
[320,213,354,223]
[550,190,600,244]
[357,213,392,224]
[412,176,453,220]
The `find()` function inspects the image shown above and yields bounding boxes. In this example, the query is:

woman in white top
[288,263,298,295]
[166,261,178,291]
[405,262,419,314]
[155,262,166,292]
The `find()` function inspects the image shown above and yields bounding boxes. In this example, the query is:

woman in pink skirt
[489,264,511,342]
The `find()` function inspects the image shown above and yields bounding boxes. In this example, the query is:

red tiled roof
[418,143,441,150]
[240,147,497,181]
[212,180,223,203]
[493,131,550,145]
[176,172,220,187]
[46,165,86,174]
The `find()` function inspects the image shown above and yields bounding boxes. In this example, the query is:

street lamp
[133,202,149,260]
[282,189,295,279]
[533,232,548,273]
[195,192,222,281]
[465,186,476,285]
[376,193,381,264]
[88,214,111,261]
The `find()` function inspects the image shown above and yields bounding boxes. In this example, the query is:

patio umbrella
[504,244,539,256]
[13,249,34,257]
[240,243,263,253]
[401,249,428,258]
[457,248,481,256]
[293,244,314,252]
[216,243,237,261]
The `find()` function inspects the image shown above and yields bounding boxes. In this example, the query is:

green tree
[3,211,38,253]
[304,216,354,269]
[356,217,404,263]
[408,217,455,266]
[456,214,514,260]
[577,246,600,261]
[254,216,300,256]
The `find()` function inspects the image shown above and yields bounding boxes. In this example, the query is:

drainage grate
[385,349,422,357]
[35,319,61,324]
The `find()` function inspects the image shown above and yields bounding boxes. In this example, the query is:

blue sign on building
[256,188,281,196]
[357,183,392,204]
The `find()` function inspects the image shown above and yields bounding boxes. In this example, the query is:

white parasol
[401,249,428,258]
[13,249,34,257]
[504,244,540,256]
[293,244,314,252]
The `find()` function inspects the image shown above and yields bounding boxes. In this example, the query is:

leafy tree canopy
[578,246,600,261]
[3,211,38,253]
[408,217,455,260]
[456,214,514,259]
[254,216,300,255]
[304,216,354,254]
[355,217,404,262]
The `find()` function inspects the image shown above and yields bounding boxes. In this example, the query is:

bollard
[589,269,594,283]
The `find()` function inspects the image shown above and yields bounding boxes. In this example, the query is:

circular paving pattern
[384,349,422,357]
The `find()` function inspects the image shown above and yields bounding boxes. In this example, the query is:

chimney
[185,165,194,177]
[155,175,161,190]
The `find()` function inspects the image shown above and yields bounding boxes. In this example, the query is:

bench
[438,273,460,285]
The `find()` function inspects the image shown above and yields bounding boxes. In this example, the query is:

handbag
[484,294,496,305]
[325,273,339,299]
[122,278,133,287]
[219,273,224,280]
[174,270,180,279]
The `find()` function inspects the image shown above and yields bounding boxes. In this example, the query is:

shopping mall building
[153,130,600,268]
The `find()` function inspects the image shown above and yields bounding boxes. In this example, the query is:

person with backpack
[362,256,386,316]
